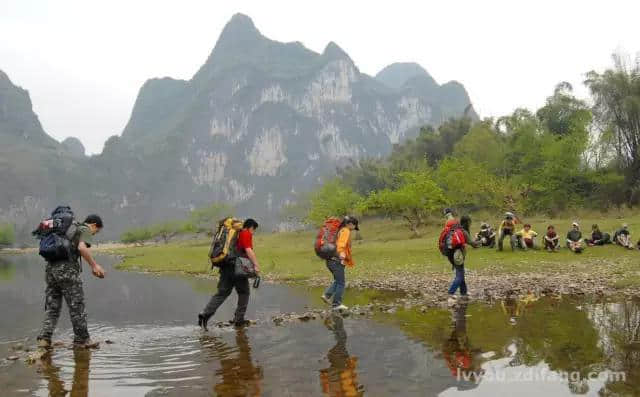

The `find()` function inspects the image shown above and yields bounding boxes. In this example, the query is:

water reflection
[441,304,482,387]
[0,256,15,281]
[39,348,91,397]
[200,329,263,396]
[319,314,364,397]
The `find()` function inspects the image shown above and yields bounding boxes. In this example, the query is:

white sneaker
[332,304,349,311]
[320,295,331,305]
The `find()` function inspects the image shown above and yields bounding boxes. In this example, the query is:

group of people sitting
[474,212,639,254]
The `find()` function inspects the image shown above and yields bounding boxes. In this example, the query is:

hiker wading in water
[199,219,261,329]
[36,211,105,348]
[446,215,479,306]
[321,216,358,311]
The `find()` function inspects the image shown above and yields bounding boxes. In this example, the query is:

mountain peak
[217,13,261,44]
[322,41,351,62]
[375,62,436,89]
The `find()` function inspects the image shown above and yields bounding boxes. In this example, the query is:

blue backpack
[33,206,78,262]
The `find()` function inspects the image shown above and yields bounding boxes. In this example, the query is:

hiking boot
[332,304,349,311]
[74,339,99,349]
[459,295,470,302]
[447,296,457,306]
[198,313,209,331]
[37,338,51,349]
[320,295,331,305]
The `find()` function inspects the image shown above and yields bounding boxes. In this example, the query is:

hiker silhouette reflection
[201,329,263,396]
[442,303,482,383]
[41,348,91,397]
[319,314,364,397]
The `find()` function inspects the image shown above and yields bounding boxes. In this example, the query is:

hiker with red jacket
[441,214,479,305]
[320,216,358,311]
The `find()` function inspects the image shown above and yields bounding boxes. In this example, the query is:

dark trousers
[202,263,250,322]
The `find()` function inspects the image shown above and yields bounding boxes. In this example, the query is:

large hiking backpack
[314,217,342,260]
[33,206,78,262]
[209,217,242,268]
[438,221,467,256]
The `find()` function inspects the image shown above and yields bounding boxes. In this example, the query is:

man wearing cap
[613,224,634,249]
[321,216,358,311]
[566,222,585,253]
[497,212,520,251]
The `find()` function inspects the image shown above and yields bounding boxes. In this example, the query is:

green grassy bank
[112,216,640,290]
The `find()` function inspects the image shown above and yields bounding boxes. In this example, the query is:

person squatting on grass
[613,224,635,250]
[586,224,611,246]
[321,216,358,311]
[446,215,479,305]
[544,225,559,252]
[566,222,585,253]
[515,224,538,250]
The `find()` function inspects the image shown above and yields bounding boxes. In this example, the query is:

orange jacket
[336,227,354,267]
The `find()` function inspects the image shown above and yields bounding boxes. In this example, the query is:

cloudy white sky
[1,0,638,154]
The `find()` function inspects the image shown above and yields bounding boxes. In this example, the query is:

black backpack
[33,206,79,262]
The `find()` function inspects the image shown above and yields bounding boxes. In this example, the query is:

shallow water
[0,254,639,396]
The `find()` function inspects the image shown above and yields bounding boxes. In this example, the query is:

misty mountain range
[0,13,476,241]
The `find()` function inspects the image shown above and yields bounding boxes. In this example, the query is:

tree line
[299,55,640,235]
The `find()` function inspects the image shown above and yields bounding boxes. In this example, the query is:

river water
[0,254,638,396]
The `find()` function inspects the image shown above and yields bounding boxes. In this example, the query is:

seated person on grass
[544,225,559,252]
[475,223,496,248]
[566,222,585,253]
[586,224,611,246]
[515,224,538,250]
[613,224,634,250]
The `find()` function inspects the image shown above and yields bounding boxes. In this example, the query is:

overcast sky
[1,0,638,154]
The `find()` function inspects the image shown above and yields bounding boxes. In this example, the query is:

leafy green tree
[586,54,640,202]
[151,220,194,244]
[435,157,506,212]
[0,223,15,248]
[306,179,362,226]
[537,82,592,137]
[360,171,445,236]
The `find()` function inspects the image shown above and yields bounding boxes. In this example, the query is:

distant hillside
[0,13,477,241]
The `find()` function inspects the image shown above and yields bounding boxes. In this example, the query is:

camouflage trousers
[38,262,89,344]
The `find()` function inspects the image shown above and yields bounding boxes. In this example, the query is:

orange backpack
[314,217,342,259]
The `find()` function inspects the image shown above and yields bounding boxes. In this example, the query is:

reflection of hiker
[201,329,263,396]
[199,219,261,329]
[441,215,479,306]
[501,293,538,325]
[441,303,480,382]
[320,314,364,397]
[544,225,559,252]
[475,223,496,248]
[497,212,520,251]
[321,216,359,311]
[586,224,611,246]
[41,347,91,397]
[613,224,635,250]
[515,224,538,250]
[36,209,105,348]
[566,222,585,253]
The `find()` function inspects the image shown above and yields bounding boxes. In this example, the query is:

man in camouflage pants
[37,215,106,348]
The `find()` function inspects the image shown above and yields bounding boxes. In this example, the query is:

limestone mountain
[0,13,477,240]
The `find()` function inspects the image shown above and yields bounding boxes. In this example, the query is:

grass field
[112,215,640,290]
